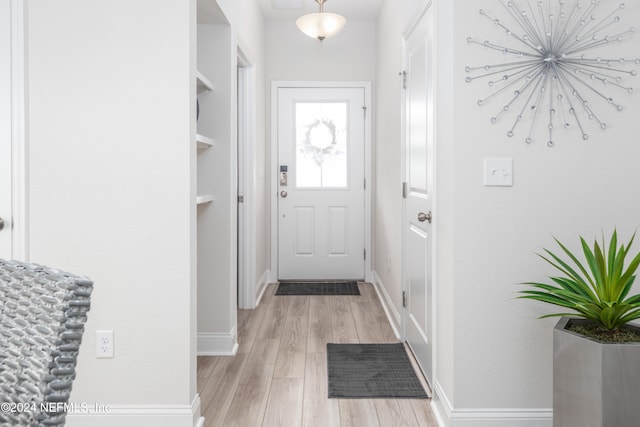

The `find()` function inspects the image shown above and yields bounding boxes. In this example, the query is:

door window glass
[295,102,348,188]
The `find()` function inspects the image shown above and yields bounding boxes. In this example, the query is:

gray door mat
[327,343,428,398]
[275,281,360,296]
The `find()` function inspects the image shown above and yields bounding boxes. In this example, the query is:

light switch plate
[484,158,513,187]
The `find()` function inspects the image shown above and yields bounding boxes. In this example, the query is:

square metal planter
[553,317,640,427]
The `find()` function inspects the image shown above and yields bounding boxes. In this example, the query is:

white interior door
[277,87,365,280]
[403,5,434,385]
[0,0,13,259]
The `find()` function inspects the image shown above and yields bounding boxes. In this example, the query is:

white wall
[432,0,456,414]
[27,1,198,425]
[446,0,640,414]
[265,19,376,82]
[265,18,376,281]
[377,0,640,426]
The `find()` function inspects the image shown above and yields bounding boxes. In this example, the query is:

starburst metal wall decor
[466,0,638,147]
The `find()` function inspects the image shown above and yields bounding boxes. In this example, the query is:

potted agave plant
[520,230,640,427]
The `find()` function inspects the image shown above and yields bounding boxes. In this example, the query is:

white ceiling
[257,0,383,22]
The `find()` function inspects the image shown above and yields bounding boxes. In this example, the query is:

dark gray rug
[275,281,360,296]
[327,343,428,398]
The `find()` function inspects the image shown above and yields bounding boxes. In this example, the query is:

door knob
[280,191,288,198]
[0,217,4,231]
[418,211,432,223]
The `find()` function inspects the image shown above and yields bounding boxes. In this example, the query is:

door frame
[400,0,436,379]
[236,48,257,309]
[270,81,372,282]
[1,0,27,261]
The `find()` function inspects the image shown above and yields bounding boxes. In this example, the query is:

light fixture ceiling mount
[296,0,346,42]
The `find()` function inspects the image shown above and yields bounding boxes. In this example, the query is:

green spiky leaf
[519,230,640,331]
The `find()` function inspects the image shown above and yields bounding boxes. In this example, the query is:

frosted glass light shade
[296,12,346,41]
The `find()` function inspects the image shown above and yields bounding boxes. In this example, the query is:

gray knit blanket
[0,260,93,426]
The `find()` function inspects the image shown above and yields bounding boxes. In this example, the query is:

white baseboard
[197,328,238,356]
[370,271,402,339]
[254,269,270,306]
[432,381,552,427]
[66,395,205,427]
[267,269,277,284]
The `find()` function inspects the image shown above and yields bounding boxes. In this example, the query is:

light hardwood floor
[197,283,438,427]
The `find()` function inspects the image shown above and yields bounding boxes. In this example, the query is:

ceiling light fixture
[296,0,346,42]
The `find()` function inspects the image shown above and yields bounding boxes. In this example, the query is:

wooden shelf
[196,195,214,205]
[196,71,214,93]
[196,133,214,149]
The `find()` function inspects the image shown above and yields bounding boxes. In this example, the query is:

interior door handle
[418,212,432,223]
[280,191,288,198]
[0,217,4,231]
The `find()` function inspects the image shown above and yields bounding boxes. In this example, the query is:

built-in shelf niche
[196,195,214,205]
[196,0,233,357]
[196,133,214,149]
[196,71,214,94]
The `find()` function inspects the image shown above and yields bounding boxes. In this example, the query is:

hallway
[197,283,437,426]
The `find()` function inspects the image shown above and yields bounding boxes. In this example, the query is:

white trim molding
[10,0,28,261]
[371,271,401,339]
[1,0,27,261]
[431,381,553,427]
[237,50,258,310]
[254,269,270,307]
[66,395,205,427]
[197,328,238,356]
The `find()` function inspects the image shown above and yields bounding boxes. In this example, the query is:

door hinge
[364,249,367,260]
[238,195,244,203]
[364,177,366,190]
[400,71,407,89]
[402,291,407,308]
[402,182,408,199]
[362,106,367,119]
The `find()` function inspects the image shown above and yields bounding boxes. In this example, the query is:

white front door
[0,0,13,259]
[277,87,366,280]
[403,4,434,385]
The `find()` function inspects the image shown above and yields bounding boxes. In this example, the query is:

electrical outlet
[96,330,114,358]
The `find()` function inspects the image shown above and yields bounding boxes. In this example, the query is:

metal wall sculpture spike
[466,0,637,147]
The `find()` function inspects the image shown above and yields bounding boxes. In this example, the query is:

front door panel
[277,87,365,280]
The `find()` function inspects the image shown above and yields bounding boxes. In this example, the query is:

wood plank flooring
[198,283,438,427]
